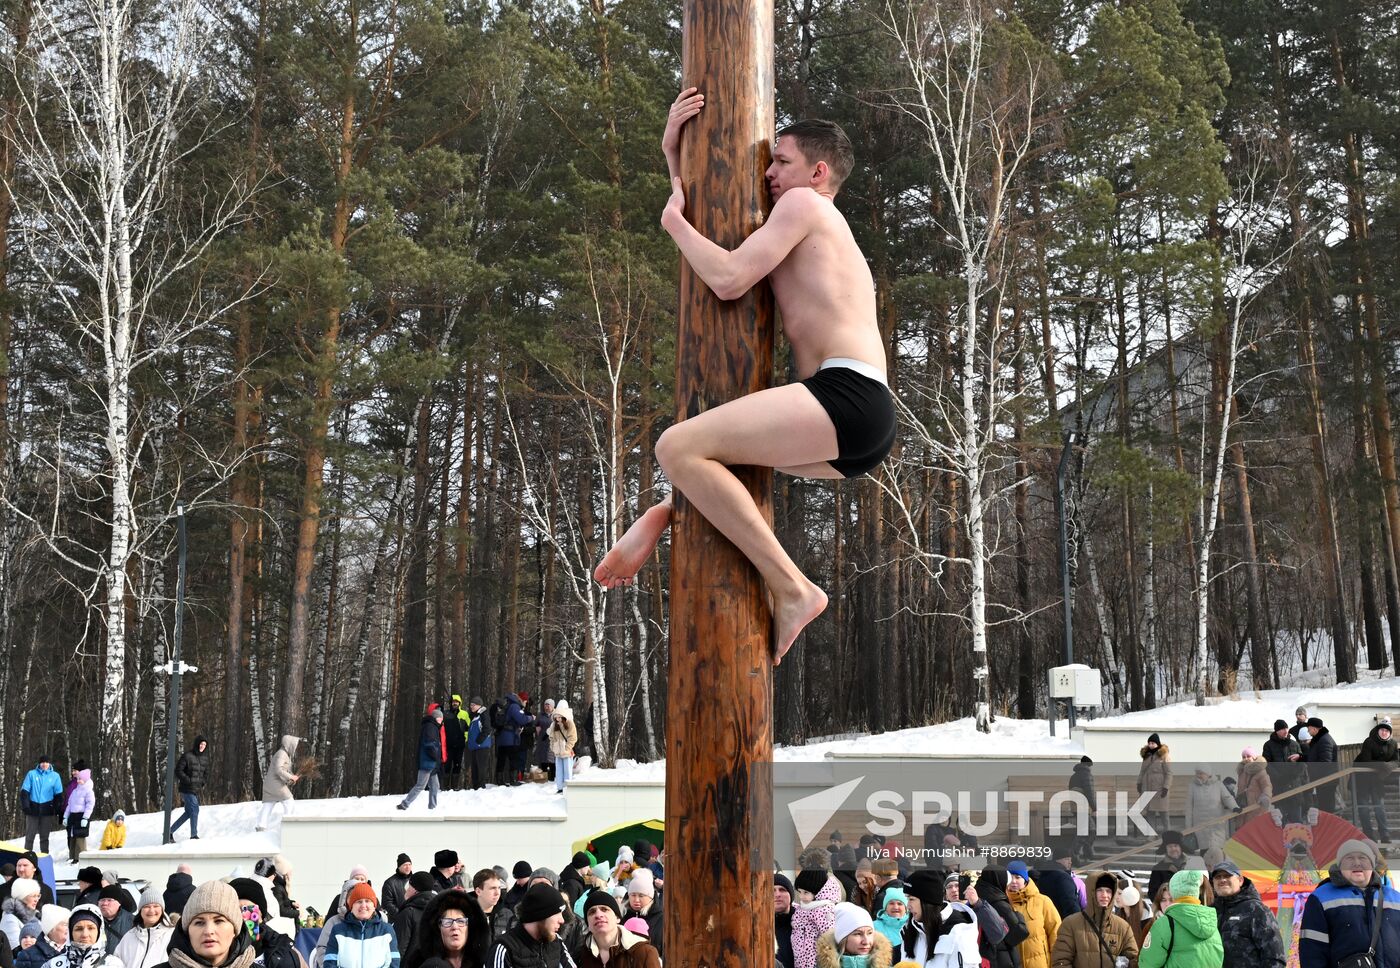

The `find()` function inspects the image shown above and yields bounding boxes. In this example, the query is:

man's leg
[24,816,36,851]
[604,383,843,659]
[428,769,440,809]
[188,794,201,837]
[400,770,431,809]
[38,815,51,854]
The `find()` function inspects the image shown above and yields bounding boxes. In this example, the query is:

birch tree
[881,0,1046,731]
[8,0,252,802]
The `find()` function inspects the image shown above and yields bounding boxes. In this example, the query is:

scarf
[839,954,872,968]
[59,943,111,968]
[168,944,258,968]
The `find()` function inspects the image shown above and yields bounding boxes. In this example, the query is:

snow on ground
[1091,666,1399,729]
[30,669,1397,879]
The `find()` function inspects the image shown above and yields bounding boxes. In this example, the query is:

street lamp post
[1055,431,1078,729]
[160,503,196,844]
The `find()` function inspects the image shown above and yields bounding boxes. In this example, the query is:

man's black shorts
[800,359,897,478]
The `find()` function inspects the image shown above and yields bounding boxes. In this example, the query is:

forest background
[0,0,1396,816]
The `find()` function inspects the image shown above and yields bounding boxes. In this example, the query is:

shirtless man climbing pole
[594,89,895,663]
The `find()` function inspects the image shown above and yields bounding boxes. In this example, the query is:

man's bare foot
[772,579,827,665]
[594,502,673,589]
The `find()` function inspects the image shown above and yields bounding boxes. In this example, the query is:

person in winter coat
[1008,860,1061,968]
[99,813,126,851]
[1299,838,1400,968]
[791,861,842,968]
[96,886,134,953]
[1206,861,1283,968]
[402,889,484,968]
[548,704,579,794]
[3,879,43,949]
[42,906,124,968]
[1111,882,1150,951]
[400,707,447,811]
[1,855,54,909]
[972,867,1030,968]
[893,874,983,968]
[325,884,399,968]
[256,736,303,831]
[1051,872,1138,968]
[149,881,257,968]
[326,869,373,922]
[1303,717,1340,814]
[776,874,796,968]
[815,904,892,968]
[488,884,576,968]
[1145,834,1187,904]
[533,702,555,781]
[559,857,590,910]
[574,890,659,968]
[443,698,468,792]
[872,887,909,948]
[1183,770,1237,868]
[383,858,414,921]
[1135,736,1171,834]
[230,878,306,968]
[621,872,662,960]
[1037,851,1086,920]
[1261,720,1306,823]
[465,700,493,791]
[392,873,439,964]
[1067,757,1097,865]
[470,871,515,947]
[20,756,65,854]
[165,871,196,924]
[1353,720,1397,843]
[1137,870,1221,968]
[492,695,532,787]
[1233,751,1272,818]
[171,737,210,840]
[63,770,96,864]
[19,906,67,968]
[115,888,174,968]
[1290,707,1311,755]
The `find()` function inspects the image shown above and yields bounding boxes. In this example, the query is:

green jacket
[1139,900,1223,968]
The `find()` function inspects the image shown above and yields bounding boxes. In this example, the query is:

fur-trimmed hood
[815,929,893,968]
[1140,744,1170,760]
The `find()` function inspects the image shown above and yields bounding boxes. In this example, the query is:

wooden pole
[665,0,775,960]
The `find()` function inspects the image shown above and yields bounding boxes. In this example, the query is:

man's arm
[662,183,816,301]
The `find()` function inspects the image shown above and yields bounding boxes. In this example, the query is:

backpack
[490,700,508,731]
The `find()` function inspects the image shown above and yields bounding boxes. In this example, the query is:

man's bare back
[594,92,896,662]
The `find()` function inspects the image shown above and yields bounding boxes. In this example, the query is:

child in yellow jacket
[100,810,127,849]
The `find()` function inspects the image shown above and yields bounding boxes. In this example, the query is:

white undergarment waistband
[819,357,888,386]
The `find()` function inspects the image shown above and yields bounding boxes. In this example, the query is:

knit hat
[77,867,102,886]
[1241,747,1257,759]
[469,696,484,707]
[1118,884,1141,907]
[273,855,293,878]
[582,890,620,920]
[230,878,270,919]
[113,811,126,822]
[1307,717,1324,729]
[254,858,277,878]
[794,869,828,896]
[10,878,40,901]
[1146,733,1161,746]
[138,886,164,910]
[519,883,568,924]
[571,852,591,870]
[101,870,119,887]
[627,869,655,897]
[530,868,560,889]
[408,871,436,893]
[513,861,534,880]
[19,921,43,942]
[100,884,133,911]
[1168,869,1206,901]
[1336,839,1377,867]
[774,873,795,897]
[1380,722,1393,735]
[1006,860,1030,879]
[905,870,945,905]
[41,906,70,936]
[622,916,650,938]
[348,865,371,880]
[1080,756,1093,765]
[1273,719,1289,732]
[183,880,242,926]
[434,850,459,869]
[591,862,612,884]
[832,902,874,946]
[881,886,909,913]
[397,853,412,868]
[69,906,102,932]
[347,883,377,908]
[1296,706,1307,716]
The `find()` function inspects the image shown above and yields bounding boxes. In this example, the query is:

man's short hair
[472,868,502,890]
[777,119,855,188]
